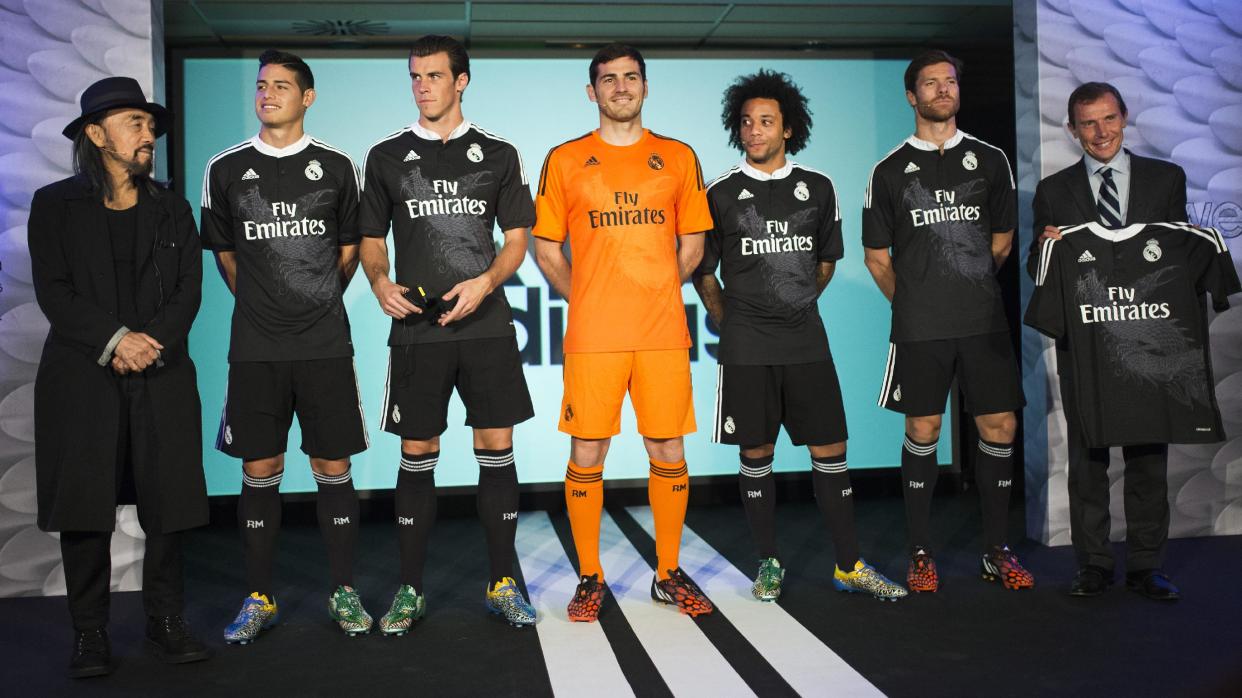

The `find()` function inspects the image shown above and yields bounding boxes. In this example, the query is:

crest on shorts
[467,143,484,163]
[1142,238,1162,262]
[793,181,810,201]
[304,159,323,181]
[224,425,233,445]
[648,153,664,170]
[564,404,574,422]
[893,385,902,402]
[391,404,402,424]
[961,150,978,171]
[724,416,736,434]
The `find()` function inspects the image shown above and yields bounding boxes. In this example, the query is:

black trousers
[59,373,185,631]
[1059,350,1169,573]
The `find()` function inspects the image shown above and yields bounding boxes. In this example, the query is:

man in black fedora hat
[29,75,211,678]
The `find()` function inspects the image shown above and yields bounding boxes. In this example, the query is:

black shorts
[877,332,1025,417]
[712,360,848,447]
[381,336,534,440]
[216,358,369,460]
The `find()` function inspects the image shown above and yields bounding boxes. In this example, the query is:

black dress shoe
[1069,566,1112,597]
[68,628,112,679]
[1126,570,1181,601]
[146,615,212,664]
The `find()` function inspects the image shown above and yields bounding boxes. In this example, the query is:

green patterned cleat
[751,558,785,602]
[378,585,425,636]
[833,559,909,601]
[328,585,373,636]
[485,577,537,627]
[223,593,278,645]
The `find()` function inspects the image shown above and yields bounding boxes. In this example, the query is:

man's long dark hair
[71,113,159,204]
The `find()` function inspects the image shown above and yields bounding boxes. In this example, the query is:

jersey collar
[906,129,966,151]
[739,158,796,181]
[410,119,473,142]
[1086,221,1145,241]
[250,133,311,158]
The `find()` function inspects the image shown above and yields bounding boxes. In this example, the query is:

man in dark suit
[1026,82,1187,601]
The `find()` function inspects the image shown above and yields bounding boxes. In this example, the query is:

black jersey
[698,160,842,365]
[200,134,360,362]
[359,120,535,346]
[1025,221,1239,447]
[862,131,1016,342]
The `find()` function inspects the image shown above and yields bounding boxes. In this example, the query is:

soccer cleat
[651,567,714,616]
[223,593,279,645]
[567,574,606,622]
[328,585,373,636]
[981,546,1035,590]
[751,557,785,602]
[833,559,908,601]
[907,548,939,593]
[378,584,425,636]
[485,577,537,627]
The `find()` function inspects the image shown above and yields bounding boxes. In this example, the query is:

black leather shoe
[146,615,211,664]
[1069,566,1112,597]
[68,628,112,679]
[1126,570,1181,601]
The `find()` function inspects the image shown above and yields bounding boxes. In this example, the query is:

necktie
[1097,166,1122,227]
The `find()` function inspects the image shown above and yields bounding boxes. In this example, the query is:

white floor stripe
[626,506,884,698]
[598,511,755,697]
[515,512,634,698]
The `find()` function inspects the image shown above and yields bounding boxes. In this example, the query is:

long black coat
[29,175,208,533]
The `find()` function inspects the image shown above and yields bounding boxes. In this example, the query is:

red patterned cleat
[907,549,939,593]
[651,567,714,616]
[981,546,1035,590]
[567,574,606,622]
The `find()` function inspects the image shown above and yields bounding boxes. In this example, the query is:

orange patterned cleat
[907,549,939,593]
[567,574,607,622]
[651,567,714,616]
[981,546,1035,590]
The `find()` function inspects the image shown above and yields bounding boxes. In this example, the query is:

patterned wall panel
[1017,0,1242,544]
[0,0,160,597]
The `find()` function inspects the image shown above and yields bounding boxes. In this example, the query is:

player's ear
[905,90,917,109]
[586,82,598,104]
[642,80,648,99]
[456,71,470,95]
[302,87,316,109]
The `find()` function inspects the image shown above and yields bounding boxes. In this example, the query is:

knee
[808,441,846,460]
[977,412,1017,442]
[906,416,941,443]
[740,444,775,460]
[571,438,609,467]
[310,458,350,477]
[644,436,684,464]
[243,456,284,479]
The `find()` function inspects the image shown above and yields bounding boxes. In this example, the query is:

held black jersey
[200,134,360,362]
[1025,222,1240,447]
[698,160,842,365]
[359,120,535,346]
[862,131,1016,342]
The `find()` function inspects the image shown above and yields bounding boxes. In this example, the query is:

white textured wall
[0,0,160,597]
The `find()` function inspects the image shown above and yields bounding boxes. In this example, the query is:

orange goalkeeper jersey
[533,130,712,353]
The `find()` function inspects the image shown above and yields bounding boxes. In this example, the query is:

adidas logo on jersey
[737,189,754,200]
[904,162,920,173]
[1078,250,1097,263]
[404,150,420,162]
[584,155,600,166]
[242,169,260,180]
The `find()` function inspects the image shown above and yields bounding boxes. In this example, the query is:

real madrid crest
[391,404,402,423]
[467,143,484,163]
[1142,238,1162,262]
[647,153,664,170]
[724,416,736,434]
[793,180,810,201]
[224,425,234,444]
[961,150,978,171]
[304,159,323,181]
[893,385,902,402]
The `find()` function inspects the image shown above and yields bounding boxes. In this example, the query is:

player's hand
[373,277,421,319]
[1038,225,1062,243]
[114,331,162,372]
[111,355,129,375]
[437,275,492,325]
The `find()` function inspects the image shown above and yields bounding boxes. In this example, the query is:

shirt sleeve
[1023,237,1066,339]
[818,178,844,262]
[988,148,1017,234]
[495,144,536,231]
[674,147,713,235]
[358,146,392,238]
[861,164,894,249]
[199,158,234,251]
[1188,226,1241,312]
[532,148,568,242]
[337,155,362,246]
[695,188,723,277]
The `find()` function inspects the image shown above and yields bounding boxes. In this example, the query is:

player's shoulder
[789,163,836,189]
[204,138,256,175]
[959,132,1012,166]
[545,132,594,159]
[364,127,412,158]
[649,131,700,160]
[707,166,744,191]
[869,140,914,176]
[465,123,515,148]
[306,137,357,167]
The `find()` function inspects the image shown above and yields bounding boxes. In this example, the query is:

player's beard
[916,97,958,123]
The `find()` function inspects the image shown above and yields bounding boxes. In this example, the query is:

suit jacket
[1025,149,1187,280]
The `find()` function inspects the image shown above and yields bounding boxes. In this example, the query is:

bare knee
[905,415,942,443]
[401,437,440,456]
[571,437,611,467]
[243,455,284,478]
[808,441,847,459]
[309,457,350,476]
[740,444,775,460]
[644,436,684,463]
[473,427,513,451]
[975,412,1016,443]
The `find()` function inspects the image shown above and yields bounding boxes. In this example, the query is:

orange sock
[564,461,604,579]
[648,458,689,580]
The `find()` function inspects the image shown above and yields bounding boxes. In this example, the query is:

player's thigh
[879,339,956,417]
[217,361,293,460]
[457,336,535,430]
[560,351,632,438]
[713,363,781,446]
[630,349,696,439]
[956,332,1025,416]
[381,343,458,440]
[782,360,849,446]
[290,357,370,460]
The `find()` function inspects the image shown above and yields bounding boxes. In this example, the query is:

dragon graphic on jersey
[399,168,495,279]
[900,178,992,283]
[236,185,344,316]
[1074,267,1208,407]
[734,205,819,312]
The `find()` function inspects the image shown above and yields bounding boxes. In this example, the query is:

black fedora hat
[62,76,171,139]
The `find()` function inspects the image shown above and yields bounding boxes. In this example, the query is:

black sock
[476,448,519,586]
[739,452,777,559]
[811,453,860,570]
[395,451,438,590]
[901,435,939,553]
[314,467,359,588]
[238,470,282,597]
[976,439,1015,551]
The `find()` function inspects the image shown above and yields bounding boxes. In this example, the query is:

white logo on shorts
[724,416,736,434]
[224,425,233,444]
[893,385,902,402]
[962,150,978,171]
[304,159,323,181]
[467,143,484,163]
[793,181,810,201]
[391,404,402,424]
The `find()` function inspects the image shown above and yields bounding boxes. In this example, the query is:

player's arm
[815,261,836,293]
[863,247,896,302]
[439,226,528,325]
[692,274,724,326]
[213,251,238,294]
[338,244,360,289]
[992,230,1014,271]
[677,232,705,282]
[533,237,571,298]
[360,236,419,319]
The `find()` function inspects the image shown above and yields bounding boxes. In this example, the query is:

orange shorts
[559,349,696,439]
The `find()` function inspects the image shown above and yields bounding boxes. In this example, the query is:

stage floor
[4,492,1240,696]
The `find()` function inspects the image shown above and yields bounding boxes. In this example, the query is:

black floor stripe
[608,506,799,698]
